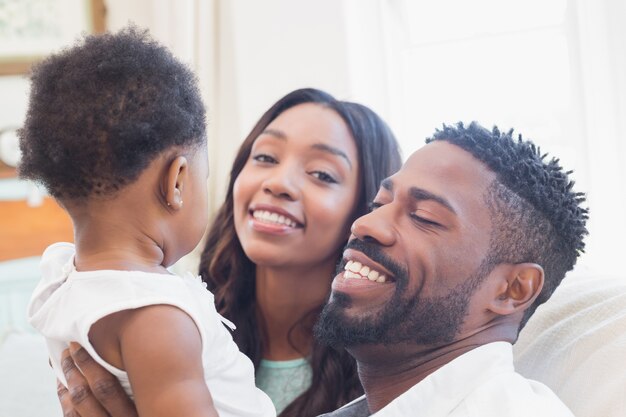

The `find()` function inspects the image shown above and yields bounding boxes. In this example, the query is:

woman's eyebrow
[310,143,352,170]
[259,129,352,169]
[260,128,286,139]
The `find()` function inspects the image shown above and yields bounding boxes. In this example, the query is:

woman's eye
[252,154,277,164]
[311,171,337,184]
[368,202,383,212]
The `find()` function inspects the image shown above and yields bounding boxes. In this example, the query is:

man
[315,122,588,416]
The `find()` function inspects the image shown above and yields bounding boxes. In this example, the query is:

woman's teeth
[343,260,387,283]
[253,210,297,227]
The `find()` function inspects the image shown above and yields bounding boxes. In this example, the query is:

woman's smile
[247,204,304,235]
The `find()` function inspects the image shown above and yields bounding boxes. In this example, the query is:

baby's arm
[116,304,218,417]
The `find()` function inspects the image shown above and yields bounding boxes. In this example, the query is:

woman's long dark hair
[199,88,402,417]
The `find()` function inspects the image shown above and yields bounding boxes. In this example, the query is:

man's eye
[368,202,383,212]
[311,171,337,184]
[252,154,277,164]
[410,213,440,227]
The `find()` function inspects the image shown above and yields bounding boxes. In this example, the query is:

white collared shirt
[324,342,573,417]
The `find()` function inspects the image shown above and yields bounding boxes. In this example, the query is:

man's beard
[314,238,492,348]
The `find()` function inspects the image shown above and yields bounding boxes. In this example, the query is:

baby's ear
[162,156,188,211]
[488,263,544,316]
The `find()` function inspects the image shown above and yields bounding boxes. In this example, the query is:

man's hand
[57,343,138,417]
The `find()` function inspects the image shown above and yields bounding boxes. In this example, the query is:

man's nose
[262,164,301,201]
[350,206,396,246]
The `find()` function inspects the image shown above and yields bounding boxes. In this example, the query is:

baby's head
[18,26,209,265]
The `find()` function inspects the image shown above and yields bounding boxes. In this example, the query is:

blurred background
[0,1,624,415]
[1,0,625,282]
[2,0,624,274]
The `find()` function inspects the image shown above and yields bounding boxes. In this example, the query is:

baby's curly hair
[427,121,588,327]
[18,26,206,200]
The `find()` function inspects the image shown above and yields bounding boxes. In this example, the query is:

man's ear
[488,263,544,316]
[163,156,188,211]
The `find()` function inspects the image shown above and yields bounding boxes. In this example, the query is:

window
[373,0,626,275]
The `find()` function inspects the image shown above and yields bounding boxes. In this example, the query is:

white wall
[1,0,371,210]
[211,0,353,204]
[0,76,29,129]
[104,0,357,271]
[106,0,197,63]
[106,0,356,208]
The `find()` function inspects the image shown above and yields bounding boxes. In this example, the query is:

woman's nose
[262,165,301,201]
[350,206,396,247]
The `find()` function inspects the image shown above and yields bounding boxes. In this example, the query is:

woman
[56,88,402,417]
[200,88,402,416]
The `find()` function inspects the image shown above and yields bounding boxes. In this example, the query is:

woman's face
[233,103,360,269]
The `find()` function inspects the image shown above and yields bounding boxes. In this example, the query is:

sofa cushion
[514,274,626,417]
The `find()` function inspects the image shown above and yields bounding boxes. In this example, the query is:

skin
[233,103,361,359]
[68,148,209,273]
[55,104,362,415]
[58,145,217,417]
[326,141,544,413]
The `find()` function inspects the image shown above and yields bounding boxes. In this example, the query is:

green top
[256,357,313,414]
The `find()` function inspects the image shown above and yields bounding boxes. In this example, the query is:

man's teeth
[343,260,387,283]
[252,210,297,227]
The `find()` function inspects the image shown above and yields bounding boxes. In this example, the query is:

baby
[20,27,275,417]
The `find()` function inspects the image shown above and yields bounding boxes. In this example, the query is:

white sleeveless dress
[28,242,276,417]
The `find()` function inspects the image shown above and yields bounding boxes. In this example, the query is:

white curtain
[573,0,626,275]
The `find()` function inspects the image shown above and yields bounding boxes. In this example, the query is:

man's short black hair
[18,26,206,200]
[427,121,588,327]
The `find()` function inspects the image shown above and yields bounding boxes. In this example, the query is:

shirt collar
[373,341,514,416]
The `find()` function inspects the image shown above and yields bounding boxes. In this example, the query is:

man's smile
[340,248,397,284]
[343,260,388,283]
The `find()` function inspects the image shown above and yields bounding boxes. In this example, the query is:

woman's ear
[163,156,188,211]
[488,263,544,316]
